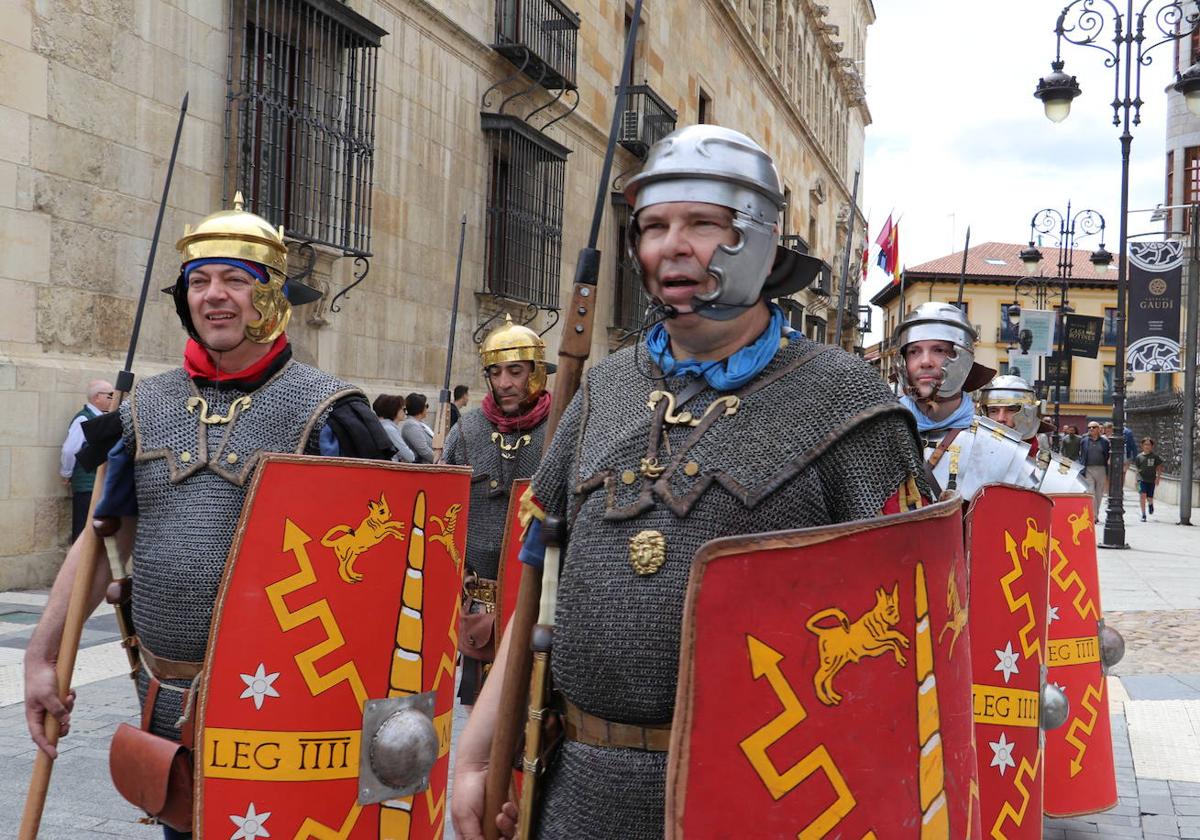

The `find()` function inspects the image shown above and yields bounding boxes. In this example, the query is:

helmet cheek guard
[693,213,779,320]
[245,272,292,344]
[937,346,975,397]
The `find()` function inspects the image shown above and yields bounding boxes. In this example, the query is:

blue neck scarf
[900,393,977,434]
[645,304,794,391]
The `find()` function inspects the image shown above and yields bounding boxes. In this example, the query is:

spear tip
[181,90,189,112]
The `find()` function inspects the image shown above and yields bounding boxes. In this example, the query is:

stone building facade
[0,0,873,589]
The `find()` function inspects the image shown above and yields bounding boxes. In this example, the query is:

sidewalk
[0,491,1194,837]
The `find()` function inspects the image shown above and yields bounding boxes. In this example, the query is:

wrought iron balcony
[493,0,580,90]
[617,85,678,159]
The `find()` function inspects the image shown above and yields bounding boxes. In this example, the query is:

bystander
[1133,437,1165,521]
[1079,420,1111,522]
[401,392,435,463]
[58,380,113,541]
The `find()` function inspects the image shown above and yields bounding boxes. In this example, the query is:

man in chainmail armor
[451,125,932,840]
[442,316,553,706]
[24,195,391,839]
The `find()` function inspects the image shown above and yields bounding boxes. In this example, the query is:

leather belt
[138,640,203,682]
[464,576,498,607]
[562,700,671,752]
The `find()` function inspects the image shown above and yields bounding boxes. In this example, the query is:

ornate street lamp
[1034,1,1200,549]
[1014,204,1107,449]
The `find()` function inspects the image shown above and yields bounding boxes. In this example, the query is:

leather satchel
[108,678,193,832]
[109,722,193,831]
[458,602,497,661]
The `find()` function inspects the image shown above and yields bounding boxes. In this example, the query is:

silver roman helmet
[894,302,979,399]
[623,124,826,320]
[979,374,1043,440]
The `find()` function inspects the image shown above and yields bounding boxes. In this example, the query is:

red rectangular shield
[668,499,980,838]
[494,478,530,648]
[965,485,1054,840]
[1043,493,1118,817]
[194,455,470,839]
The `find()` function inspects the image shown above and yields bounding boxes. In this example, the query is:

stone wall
[0,0,868,589]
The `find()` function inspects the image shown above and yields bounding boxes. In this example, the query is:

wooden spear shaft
[482,3,644,830]
[18,461,112,840]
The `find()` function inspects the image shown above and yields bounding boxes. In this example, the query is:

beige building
[0,0,873,589]
[868,242,1159,432]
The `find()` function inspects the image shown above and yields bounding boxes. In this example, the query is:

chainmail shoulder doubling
[443,408,546,579]
[531,336,929,840]
[123,361,361,738]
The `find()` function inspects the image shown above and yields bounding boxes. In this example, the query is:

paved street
[0,490,1195,838]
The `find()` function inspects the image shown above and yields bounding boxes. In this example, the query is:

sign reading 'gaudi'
[1127,241,1182,372]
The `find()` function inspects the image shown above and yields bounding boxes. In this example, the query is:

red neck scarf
[183,335,290,383]
[482,389,552,434]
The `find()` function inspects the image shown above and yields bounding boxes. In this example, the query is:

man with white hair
[451,124,932,840]
[59,379,114,541]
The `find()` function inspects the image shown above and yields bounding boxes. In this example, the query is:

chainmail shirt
[442,407,546,580]
[529,335,929,840]
[122,360,361,738]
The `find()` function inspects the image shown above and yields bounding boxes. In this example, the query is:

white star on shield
[989,732,1017,776]
[1047,605,1060,624]
[229,802,272,839]
[239,663,280,710]
[994,641,1020,684]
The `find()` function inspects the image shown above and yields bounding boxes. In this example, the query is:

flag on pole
[875,214,901,285]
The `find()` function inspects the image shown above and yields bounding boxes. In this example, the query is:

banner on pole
[1006,352,1036,383]
[1064,314,1103,359]
[1018,309,1056,356]
[1127,241,1183,372]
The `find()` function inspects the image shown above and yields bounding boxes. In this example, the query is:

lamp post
[1034,1,1200,549]
[1010,204,1112,449]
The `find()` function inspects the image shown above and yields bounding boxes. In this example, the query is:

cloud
[860,0,1177,342]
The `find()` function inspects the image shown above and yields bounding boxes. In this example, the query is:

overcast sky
[860,0,1178,335]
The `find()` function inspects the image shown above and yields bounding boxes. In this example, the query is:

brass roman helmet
[168,192,320,344]
[479,315,556,399]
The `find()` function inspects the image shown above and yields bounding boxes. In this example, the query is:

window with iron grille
[224,0,385,256]
[610,194,646,332]
[493,0,580,90]
[482,113,570,310]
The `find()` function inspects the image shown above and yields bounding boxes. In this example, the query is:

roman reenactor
[895,302,1043,498]
[442,317,553,706]
[23,194,393,838]
[977,373,1087,494]
[897,310,1076,837]
[451,124,938,839]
